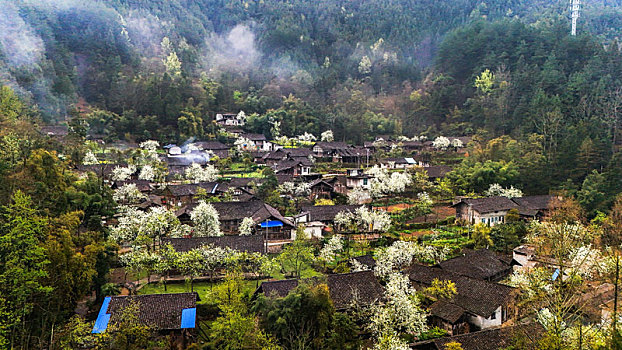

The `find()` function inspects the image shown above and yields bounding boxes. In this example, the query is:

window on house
[363,178,368,185]
[490,312,496,320]
[482,218,486,223]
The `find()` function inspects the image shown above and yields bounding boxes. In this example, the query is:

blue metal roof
[260,220,283,228]
[180,308,196,329]
[92,297,112,333]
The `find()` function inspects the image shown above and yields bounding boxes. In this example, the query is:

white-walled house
[408,264,517,335]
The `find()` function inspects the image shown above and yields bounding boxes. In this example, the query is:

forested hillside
[1,0,622,202]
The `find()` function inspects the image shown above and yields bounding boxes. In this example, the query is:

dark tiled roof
[194,141,229,150]
[407,264,515,318]
[421,324,543,350]
[257,271,384,309]
[113,180,154,192]
[284,148,314,157]
[40,125,69,136]
[421,165,452,178]
[351,254,376,269]
[226,178,264,188]
[105,293,197,330]
[308,178,334,189]
[241,133,267,141]
[163,235,265,253]
[439,249,512,281]
[429,300,465,323]
[300,205,361,222]
[453,196,519,214]
[313,142,350,150]
[272,159,313,173]
[166,182,228,197]
[512,195,557,211]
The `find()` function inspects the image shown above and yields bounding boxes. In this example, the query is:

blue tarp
[181,308,196,329]
[92,297,112,333]
[260,220,283,228]
[552,268,560,281]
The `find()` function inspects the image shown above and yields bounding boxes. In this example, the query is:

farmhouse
[92,292,199,349]
[408,264,517,335]
[176,201,295,240]
[256,270,384,310]
[439,249,513,282]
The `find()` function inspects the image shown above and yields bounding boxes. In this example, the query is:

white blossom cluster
[139,140,160,163]
[190,201,222,237]
[347,186,371,205]
[432,136,464,150]
[319,235,344,263]
[417,192,433,207]
[372,332,410,350]
[297,132,317,142]
[374,240,448,278]
[333,207,392,233]
[83,150,99,165]
[320,130,334,142]
[113,183,147,204]
[484,183,523,198]
[110,206,182,246]
[239,217,255,236]
[234,136,257,152]
[138,164,155,181]
[369,273,427,338]
[350,258,371,272]
[366,166,412,199]
[278,181,311,197]
[112,165,136,181]
[185,163,219,183]
[432,136,450,150]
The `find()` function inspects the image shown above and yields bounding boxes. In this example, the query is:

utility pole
[570,0,581,36]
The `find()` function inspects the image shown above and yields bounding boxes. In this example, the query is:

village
[44,110,611,350]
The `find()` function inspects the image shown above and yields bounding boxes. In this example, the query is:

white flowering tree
[320,130,334,142]
[236,110,246,122]
[234,136,257,152]
[110,206,181,251]
[112,165,136,182]
[138,164,155,181]
[374,240,448,278]
[432,136,451,151]
[139,140,160,162]
[278,181,311,198]
[185,162,219,183]
[196,244,234,283]
[297,132,317,143]
[110,206,144,244]
[113,183,147,205]
[369,273,427,342]
[507,220,606,348]
[366,166,412,201]
[484,183,523,198]
[141,206,183,249]
[333,207,392,234]
[83,150,99,165]
[239,217,255,236]
[319,235,344,265]
[347,186,371,205]
[451,138,464,148]
[190,201,222,237]
[372,332,410,350]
